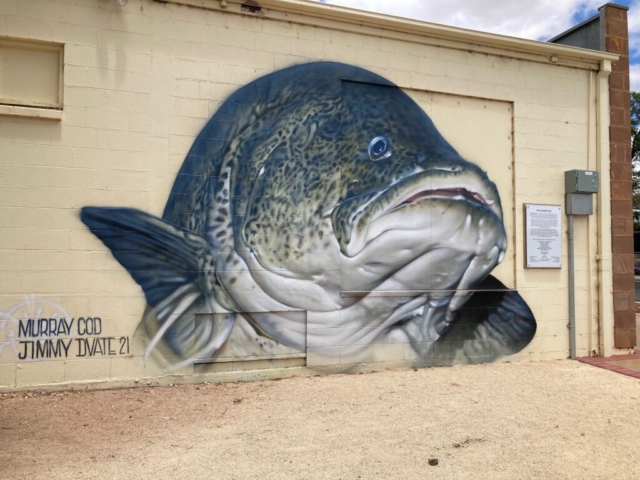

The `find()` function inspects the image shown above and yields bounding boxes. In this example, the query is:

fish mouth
[389,186,494,214]
[332,168,503,259]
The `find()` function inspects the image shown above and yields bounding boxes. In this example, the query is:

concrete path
[1,360,638,480]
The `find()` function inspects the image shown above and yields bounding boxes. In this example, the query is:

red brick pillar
[601,4,635,348]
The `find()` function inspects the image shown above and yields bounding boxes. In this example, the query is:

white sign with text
[525,204,562,269]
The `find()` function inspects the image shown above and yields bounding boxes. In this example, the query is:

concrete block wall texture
[0,0,616,390]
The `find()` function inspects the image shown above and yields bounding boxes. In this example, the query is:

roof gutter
[156,0,618,69]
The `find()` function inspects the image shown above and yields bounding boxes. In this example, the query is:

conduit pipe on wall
[568,214,576,359]
[566,174,598,360]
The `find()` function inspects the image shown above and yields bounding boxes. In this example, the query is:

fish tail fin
[80,207,235,361]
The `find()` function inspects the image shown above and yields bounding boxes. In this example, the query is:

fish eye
[368,136,392,161]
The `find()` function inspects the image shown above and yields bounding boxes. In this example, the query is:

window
[0,38,63,111]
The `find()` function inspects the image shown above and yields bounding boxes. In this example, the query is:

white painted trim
[587,70,598,356]
[595,60,614,357]
[0,104,63,120]
[156,0,618,69]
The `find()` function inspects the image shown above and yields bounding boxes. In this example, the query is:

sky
[315,0,639,91]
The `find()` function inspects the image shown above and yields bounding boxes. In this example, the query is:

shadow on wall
[80,62,536,369]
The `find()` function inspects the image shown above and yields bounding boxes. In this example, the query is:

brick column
[601,4,634,348]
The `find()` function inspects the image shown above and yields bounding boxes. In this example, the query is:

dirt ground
[1,360,638,480]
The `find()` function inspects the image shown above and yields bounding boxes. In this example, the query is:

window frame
[0,37,64,111]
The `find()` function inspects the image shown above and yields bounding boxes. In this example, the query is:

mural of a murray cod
[81,62,536,368]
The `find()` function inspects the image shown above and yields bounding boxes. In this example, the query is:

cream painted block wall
[0,0,607,390]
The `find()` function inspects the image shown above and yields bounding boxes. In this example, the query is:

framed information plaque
[524,204,562,269]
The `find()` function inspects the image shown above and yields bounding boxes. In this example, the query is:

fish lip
[369,169,501,223]
[338,169,503,258]
[386,185,495,216]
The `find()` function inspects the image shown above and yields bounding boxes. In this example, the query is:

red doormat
[578,353,640,379]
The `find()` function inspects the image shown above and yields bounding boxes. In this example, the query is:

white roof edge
[159,0,619,66]
[264,0,618,63]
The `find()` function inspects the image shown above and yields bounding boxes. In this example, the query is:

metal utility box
[565,193,593,215]
[564,170,599,194]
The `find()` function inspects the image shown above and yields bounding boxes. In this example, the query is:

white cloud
[314,0,603,41]
[631,65,640,92]
[628,0,640,57]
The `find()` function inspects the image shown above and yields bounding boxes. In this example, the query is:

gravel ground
[1,360,638,480]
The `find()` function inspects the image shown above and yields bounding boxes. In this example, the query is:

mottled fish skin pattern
[82,62,536,367]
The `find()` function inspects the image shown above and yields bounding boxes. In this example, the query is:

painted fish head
[333,81,507,294]
[236,75,506,303]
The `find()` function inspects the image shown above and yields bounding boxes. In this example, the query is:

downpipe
[568,214,576,360]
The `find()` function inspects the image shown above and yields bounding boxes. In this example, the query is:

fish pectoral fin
[80,207,233,359]
[438,275,537,362]
[80,207,208,305]
[142,306,236,369]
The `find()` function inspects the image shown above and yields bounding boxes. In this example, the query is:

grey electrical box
[564,170,599,194]
[565,193,593,215]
